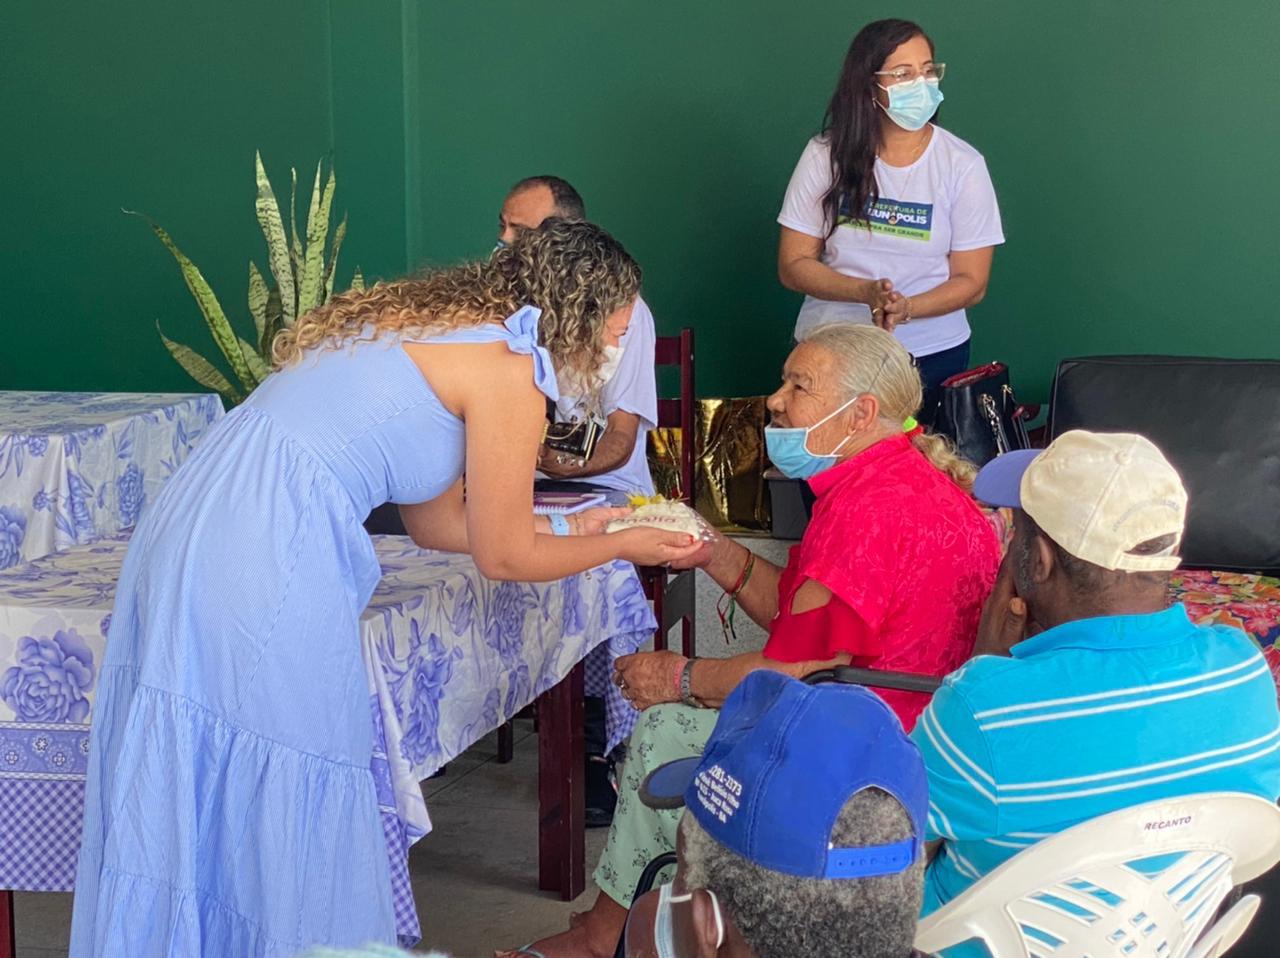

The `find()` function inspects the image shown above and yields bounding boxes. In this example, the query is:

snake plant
[134,152,363,405]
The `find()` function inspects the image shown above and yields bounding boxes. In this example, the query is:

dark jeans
[914,339,971,429]
[585,694,607,757]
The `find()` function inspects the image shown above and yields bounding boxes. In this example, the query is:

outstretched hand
[614,526,704,568]
[570,505,632,536]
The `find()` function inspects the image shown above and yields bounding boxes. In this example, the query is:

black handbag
[935,362,1032,466]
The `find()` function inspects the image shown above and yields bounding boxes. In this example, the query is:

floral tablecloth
[0,533,656,943]
[1170,570,1280,685]
[0,391,224,569]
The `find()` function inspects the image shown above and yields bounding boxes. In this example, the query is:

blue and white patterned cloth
[0,391,224,569]
[0,532,655,942]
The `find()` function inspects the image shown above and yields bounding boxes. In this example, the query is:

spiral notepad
[533,491,607,515]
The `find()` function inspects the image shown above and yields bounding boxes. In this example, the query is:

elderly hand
[973,552,1038,657]
[666,525,722,571]
[613,650,686,711]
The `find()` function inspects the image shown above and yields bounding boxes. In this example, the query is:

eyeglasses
[874,63,946,85]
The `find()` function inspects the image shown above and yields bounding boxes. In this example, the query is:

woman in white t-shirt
[777,18,1004,423]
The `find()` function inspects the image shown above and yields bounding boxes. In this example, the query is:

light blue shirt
[542,295,658,494]
[912,604,1280,915]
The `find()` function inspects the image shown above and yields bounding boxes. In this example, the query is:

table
[0,533,656,947]
[0,391,224,569]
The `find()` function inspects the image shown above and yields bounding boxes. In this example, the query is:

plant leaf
[289,166,303,287]
[128,210,257,392]
[297,162,333,316]
[157,322,243,405]
[324,212,347,303]
[261,285,283,356]
[237,337,271,384]
[350,266,365,292]
[248,260,268,346]
[255,151,296,327]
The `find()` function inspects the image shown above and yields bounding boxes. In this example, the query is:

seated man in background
[499,175,658,495]
[498,174,660,827]
[506,324,999,958]
[915,430,1280,915]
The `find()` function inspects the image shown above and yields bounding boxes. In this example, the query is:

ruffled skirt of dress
[69,408,395,957]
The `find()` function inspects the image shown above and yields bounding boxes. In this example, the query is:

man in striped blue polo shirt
[912,430,1280,916]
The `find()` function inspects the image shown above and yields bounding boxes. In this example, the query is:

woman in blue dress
[69,220,700,957]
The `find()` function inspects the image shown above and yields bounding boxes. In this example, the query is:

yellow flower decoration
[626,493,667,508]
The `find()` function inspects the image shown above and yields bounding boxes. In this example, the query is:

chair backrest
[804,665,942,695]
[654,328,695,501]
[1047,356,1280,574]
[915,793,1280,958]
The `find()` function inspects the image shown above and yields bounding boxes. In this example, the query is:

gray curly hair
[679,787,924,958]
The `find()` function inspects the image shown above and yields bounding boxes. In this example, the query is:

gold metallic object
[647,397,771,533]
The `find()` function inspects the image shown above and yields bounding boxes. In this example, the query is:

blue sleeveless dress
[69,308,558,957]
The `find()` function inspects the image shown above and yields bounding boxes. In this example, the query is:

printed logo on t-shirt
[838,196,934,242]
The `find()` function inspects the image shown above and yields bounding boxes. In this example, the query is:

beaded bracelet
[716,549,756,644]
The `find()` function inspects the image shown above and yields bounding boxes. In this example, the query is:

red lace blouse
[762,434,1000,731]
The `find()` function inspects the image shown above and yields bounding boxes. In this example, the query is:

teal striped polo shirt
[912,604,1280,914]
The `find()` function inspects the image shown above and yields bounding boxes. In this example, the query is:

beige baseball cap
[973,430,1188,572]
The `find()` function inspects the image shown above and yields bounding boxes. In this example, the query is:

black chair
[802,665,943,694]
[1048,355,1280,575]
[612,851,679,958]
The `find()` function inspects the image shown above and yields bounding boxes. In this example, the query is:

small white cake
[606,500,706,537]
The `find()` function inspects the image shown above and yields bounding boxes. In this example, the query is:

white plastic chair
[915,792,1280,958]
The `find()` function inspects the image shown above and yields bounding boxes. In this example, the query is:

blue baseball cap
[972,448,1040,509]
[640,670,927,880]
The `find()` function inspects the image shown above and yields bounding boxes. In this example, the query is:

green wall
[411,0,1280,400]
[1,1,336,392]
[4,1,1279,401]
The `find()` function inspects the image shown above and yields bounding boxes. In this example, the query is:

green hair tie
[902,416,919,433]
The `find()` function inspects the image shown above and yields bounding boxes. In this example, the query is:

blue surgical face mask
[764,394,860,480]
[654,883,725,958]
[877,76,944,132]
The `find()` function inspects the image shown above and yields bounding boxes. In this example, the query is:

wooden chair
[642,327,697,657]
[496,329,698,764]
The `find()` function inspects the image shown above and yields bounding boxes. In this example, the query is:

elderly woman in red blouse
[498,324,1000,958]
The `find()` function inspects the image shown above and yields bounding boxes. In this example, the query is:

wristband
[548,514,571,537]
[680,657,702,708]
[673,657,687,699]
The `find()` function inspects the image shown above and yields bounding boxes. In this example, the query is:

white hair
[679,787,924,958]
[799,323,977,491]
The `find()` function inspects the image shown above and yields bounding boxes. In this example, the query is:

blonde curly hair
[800,323,978,491]
[271,218,642,388]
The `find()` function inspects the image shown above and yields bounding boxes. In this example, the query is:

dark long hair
[821,19,934,238]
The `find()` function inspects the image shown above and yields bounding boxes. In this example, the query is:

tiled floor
[11,543,786,957]
[13,722,606,958]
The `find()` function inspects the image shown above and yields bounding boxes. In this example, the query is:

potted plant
[132,152,363,405]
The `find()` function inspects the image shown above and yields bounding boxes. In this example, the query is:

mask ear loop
[705,889,726,949]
